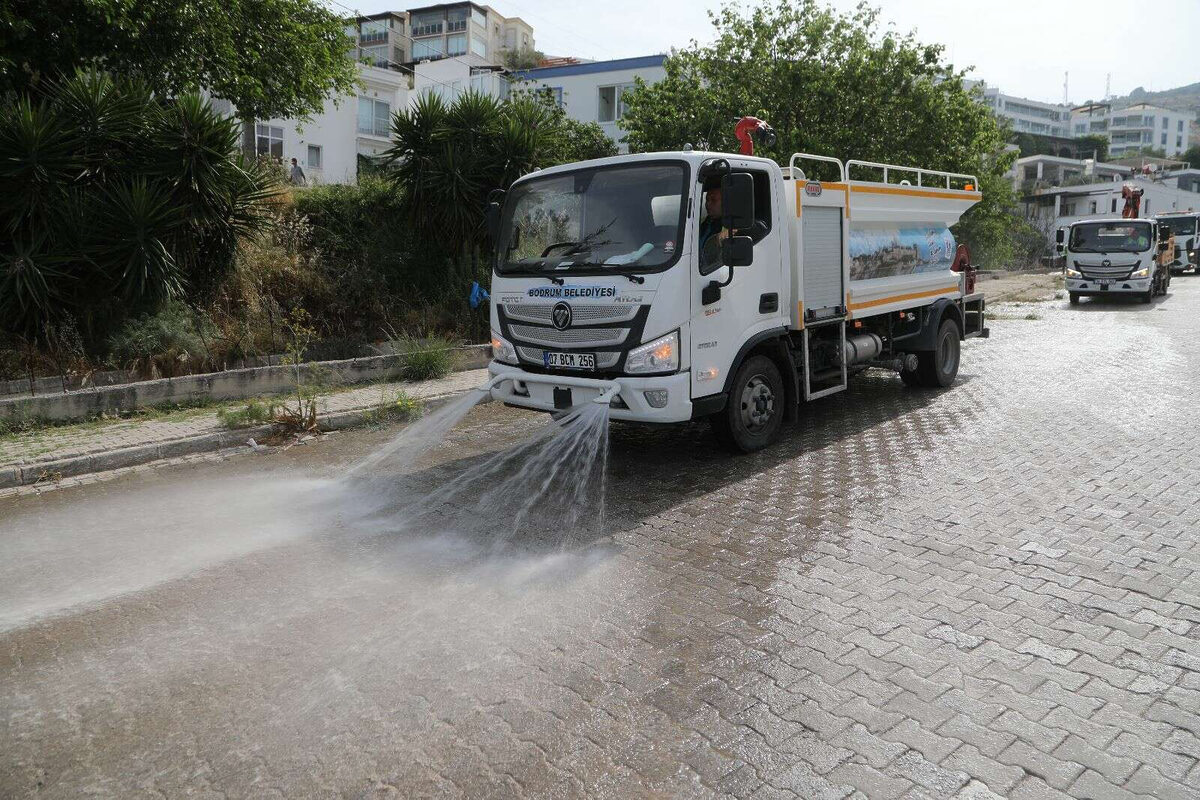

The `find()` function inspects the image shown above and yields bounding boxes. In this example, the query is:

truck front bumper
[486,362,694,423]
[1066,277,1151,296]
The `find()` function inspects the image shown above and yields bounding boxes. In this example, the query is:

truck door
[689,165,788,400]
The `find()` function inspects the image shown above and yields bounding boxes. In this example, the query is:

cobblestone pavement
[2,280,1199,799]
[0,370,488,468]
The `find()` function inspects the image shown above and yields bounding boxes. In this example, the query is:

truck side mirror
[721,172,755,231]
[485,201,501,243]
[722,235,754,267]
[1055,229,1065,244]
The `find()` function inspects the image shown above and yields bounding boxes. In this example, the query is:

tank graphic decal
[849,225,956,281]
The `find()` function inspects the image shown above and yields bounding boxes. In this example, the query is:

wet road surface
[3,280,1200,798]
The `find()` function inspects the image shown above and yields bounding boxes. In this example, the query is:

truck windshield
[1157,216,1198,237]
[496,162,688,276]
[1068,221,1152,253]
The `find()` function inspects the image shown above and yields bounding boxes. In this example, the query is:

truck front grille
[503,303,638,325]
[508,325,630,348]
[1077,261,1137,280]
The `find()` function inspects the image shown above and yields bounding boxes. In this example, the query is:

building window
[1162,132,1168,146]
[255,123,283,159]
[360,45,388,67]
[1089,201,1097,214]
[411,13,443,37]
[1178,136,1183,149]
[470,35,487,57]
[1179,120,1184,132]
[1111,198,1117,213]
[357,97,390,137]
[1163,116,1169,128]
[446,33,467,56]
[412,39,441,60]
[307,144,322,170]
[472,8,487,27]
[598,84,634,123]
[1144,199,1150,213]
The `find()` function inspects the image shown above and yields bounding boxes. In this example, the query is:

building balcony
[412,24,442,36]
[447,20,466,32]
[359,32,389,44]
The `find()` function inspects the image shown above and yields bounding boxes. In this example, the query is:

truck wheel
[1141,286,1153,303]
[1068,292,1080,305]
[915,318,961,388]
[712,355,784,453]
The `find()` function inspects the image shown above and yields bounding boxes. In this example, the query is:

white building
[1009,154,1129,192]
[249,64,410,184]
[1021,166,1200,235]
[1071,102,1191,158]
[968,82,1073,138]
[512,55,668,151]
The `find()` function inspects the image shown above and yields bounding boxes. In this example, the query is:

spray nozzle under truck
[480,136,988,452]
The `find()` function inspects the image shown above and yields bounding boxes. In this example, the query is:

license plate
[544,351,595,370]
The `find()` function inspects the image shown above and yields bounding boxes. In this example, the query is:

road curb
[0,390,469,490]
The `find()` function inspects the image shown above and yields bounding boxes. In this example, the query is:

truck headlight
[625,331,679,375]
[1064,267,1082,278]
[490,331,518,365]
[1130,267,1150,279]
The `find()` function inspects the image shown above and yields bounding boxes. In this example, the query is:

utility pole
[1063,71,1069,105]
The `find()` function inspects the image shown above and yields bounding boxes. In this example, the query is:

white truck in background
[1154,212,1199,274]
[1059,219,1175,304]
[482,124,988,452]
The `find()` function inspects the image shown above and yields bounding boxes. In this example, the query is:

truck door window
[697,170,772,275]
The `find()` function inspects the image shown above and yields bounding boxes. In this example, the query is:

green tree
[620,0,1019,266]
[501,46,547,71]
[1075,134,1109,162]
[1,0,358,153]
[1182,144,1200,168]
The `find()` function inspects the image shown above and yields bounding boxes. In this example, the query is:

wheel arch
[721,327,799,423]
[907,299,964,351]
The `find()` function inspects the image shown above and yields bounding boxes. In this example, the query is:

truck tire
[712,355,785,453]
[914,318,961,388]
[1141,286,1153,303]
[1068,292,1080,305]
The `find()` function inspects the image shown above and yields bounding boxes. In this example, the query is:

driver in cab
[699,184,768,272]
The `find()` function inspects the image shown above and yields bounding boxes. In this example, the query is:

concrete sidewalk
[0,369,488,491]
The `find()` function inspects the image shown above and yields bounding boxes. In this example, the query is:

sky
[348,0,1200,105]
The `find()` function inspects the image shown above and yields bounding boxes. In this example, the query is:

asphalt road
[3,279,1199,799]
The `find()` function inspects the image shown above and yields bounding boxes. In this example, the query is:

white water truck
[481,118,988,452]
[1058,218,1175,303]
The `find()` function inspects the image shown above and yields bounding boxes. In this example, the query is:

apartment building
[348,11,409,68]
[513,55,668,152]
[407,2,533,64]
[968,82,1073,138]
[1070,102,1191,158]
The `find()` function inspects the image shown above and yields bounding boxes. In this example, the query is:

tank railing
[789,153,847,183]
[845,159,978,191]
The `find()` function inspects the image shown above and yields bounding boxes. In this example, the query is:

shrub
[217,400,277,429]
[367,389,422,424]
[106,301,217,377]
[393,336,457,381]
[0,71,278,346]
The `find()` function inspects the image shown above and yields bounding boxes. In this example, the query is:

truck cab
[485,148,986,452]
[1154,212,1199,274]
[1060,218,1172,304]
